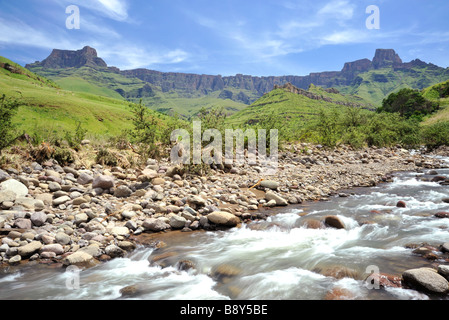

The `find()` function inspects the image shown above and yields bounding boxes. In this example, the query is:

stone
[74,213,89,225]
[55,232,72,245]
[438,265,449,280]
[0,190,16,204]
[8,255,21,265]
[114,185,132,198]
[92,175,115,189]
[40,244,64,255]
[187,195,207,207]
[72,197,88,206]
[402,268,449,294]
[48,182,62,192]
[435,212,449,218]
[0,169,10,182]
[169,215,187,229]
[62,251,96,267]
[324,216,346,229]
[78,244,102,257]
[265,191,288,206]
[396,201,406,208]
[13,218,32,229]
[118,241,136,251]
[260,180,280,190]
[34,200,45,211]
[77,172,94,185]
[0,179,28,198]
[110,227,130,237]
[30,211,47,227]
[207,211,240,227]
[152,177,165,185]
[18,241,42,257]
[142,218,171,232]
[441,243,449,253]
[52,196,71,206]
[105,244,126,258]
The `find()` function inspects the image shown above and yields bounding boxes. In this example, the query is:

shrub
[0,95,20,154]
[421,122,449,150]
[379,88,439,119]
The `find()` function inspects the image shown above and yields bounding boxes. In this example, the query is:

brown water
[1,167,449,300]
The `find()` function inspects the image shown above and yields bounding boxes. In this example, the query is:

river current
[1,158,449,300]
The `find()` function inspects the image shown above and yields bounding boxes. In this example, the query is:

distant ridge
[26,47,449,108]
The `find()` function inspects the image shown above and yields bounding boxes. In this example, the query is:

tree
[379,88,439,119]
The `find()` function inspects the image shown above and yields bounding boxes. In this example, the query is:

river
[1,160,449,300]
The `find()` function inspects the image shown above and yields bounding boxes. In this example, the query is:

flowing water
[1,162,449,300]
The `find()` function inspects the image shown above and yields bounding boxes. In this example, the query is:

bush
[421,122,449,150]
[379,88,439,120]
[0,95,20,154]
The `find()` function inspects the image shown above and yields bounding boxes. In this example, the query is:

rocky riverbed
[0,143,447,274]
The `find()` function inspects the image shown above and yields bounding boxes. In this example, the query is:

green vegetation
[378,88,439,120]
[0,95,20,154]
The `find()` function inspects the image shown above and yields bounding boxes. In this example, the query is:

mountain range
[25,46,449,117]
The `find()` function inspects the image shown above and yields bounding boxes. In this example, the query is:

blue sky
[0,0,448,76]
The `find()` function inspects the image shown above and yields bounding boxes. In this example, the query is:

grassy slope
[28,66,249,119]
[421,79,449,125]
[337,67,449,107]
[0,57,173,138]
[227,87,345,129]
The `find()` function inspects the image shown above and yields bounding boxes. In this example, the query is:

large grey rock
[77,172,93,185]
[260,180,279,190]
[40,244,64,255]
[169,215,187,229]
[402,268,449,294]
[105,244,125,258]
[109,226,130,237]
[52,196,71,206]
[30,211,47,227]
[142,218,171,232]
[438,265,449,281]
[13,218,32,229]
[55,232,72,245]
[114,185,132,198]
[18,241,42,257]
[62,251,95,267]
[0,179,28,198]
[92,175,115,189]
[0,169,10,182]
[207,211,240,227]
[265,191,288,206]
[0,190,16,204]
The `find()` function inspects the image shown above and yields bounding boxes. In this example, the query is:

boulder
[142,218,171,232]
[0,190,16,204]
[0,179,28,198]
[435,212,449,218]
[114,185,132,198]
[260,180,279,190]
[92,175,115,189]
[207,211,240,227]
[18,241,42,257]
[62,251,97,267]
[40,244,64,255]
[169,215,187,229]
[324,216,346,229]
[265,191,288,206]
[77,172,94,185]
[13,218,32,229]
[30,211,47,227]
[402,268,449,294]
[52,196,71,206]
[396,201,406,208]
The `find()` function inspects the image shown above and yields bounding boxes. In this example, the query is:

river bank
[0,143,447,273]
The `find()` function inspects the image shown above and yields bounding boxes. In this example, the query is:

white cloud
[95,0,129,21]
[318,0,354,21]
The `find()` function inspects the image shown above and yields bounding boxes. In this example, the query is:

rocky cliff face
[26,46,107,69]
[26,47,447,105]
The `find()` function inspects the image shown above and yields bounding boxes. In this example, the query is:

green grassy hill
[227,83,373,129]
[0,56,173,140]
[27,65,249,119]
[421,79,449,125]
[337,65,449,107]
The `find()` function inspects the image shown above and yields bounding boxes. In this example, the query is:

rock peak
[28,46,107,69]
[372,49,403,69]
